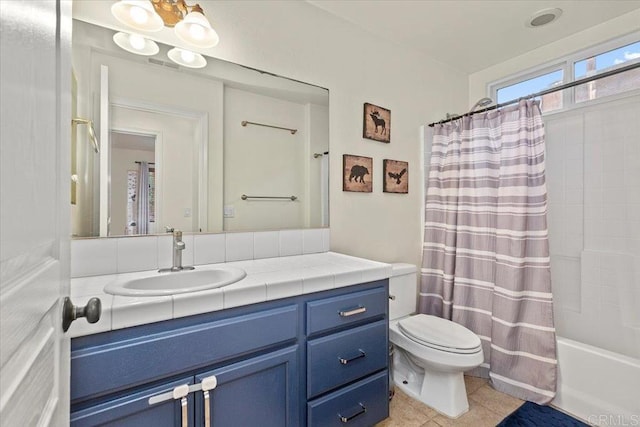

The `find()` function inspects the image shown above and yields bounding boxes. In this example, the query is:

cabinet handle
[173,385,190,427]
[339,350,366,365]
[201,375,218,427]
[338,403,367,423]
[181,396,188,427]
[338,306,366,317]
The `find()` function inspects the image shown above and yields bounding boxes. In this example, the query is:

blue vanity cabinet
[71,304,300,427]
[70,280,390,426]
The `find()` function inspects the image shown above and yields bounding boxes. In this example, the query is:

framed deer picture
[363,103,391,143]
[383,159,408,193]
[343,154,373,193]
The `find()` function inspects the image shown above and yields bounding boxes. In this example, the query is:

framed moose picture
[383,159,408,193]
[343,154,373,193]
[363,103,391,143]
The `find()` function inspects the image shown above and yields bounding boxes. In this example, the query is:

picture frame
[383,159,408,194]
[343,154,373,193]
[363,103,391,143]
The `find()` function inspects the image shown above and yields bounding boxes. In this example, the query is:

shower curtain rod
[428,61,640,127]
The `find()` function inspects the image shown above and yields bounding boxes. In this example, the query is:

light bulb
[128,34,146,51]
[189,24,205,41]
[167,47,206,68]
[129,5,148,25]
[180,49,195,63]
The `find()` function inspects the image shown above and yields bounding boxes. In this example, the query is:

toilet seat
[398,314,481,354]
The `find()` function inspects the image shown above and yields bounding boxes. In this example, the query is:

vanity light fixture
[167,47,207,68]
[111,0,219,48]
[113,32,160,56]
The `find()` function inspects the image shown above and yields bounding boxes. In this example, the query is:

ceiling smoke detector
[527,8,563,28]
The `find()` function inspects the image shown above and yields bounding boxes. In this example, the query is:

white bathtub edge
[552,337,640,426]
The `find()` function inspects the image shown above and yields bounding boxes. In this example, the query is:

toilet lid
[398,314,481,354]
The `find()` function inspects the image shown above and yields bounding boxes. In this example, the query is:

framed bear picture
[343,154,373,193]
[363,103,391,143]
[383,159,408,193]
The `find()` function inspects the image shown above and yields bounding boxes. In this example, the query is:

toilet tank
[389,263,418,321]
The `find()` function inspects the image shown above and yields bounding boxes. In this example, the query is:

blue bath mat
[497,401,589,426]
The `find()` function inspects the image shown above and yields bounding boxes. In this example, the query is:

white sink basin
[104,267,247,297]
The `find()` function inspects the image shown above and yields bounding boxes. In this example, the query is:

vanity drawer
[306,285,387,335]
[307,320,387,398]
[71,305,298,403]
[307,370,388,427]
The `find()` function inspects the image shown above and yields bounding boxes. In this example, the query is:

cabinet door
[195,346,299,427]
[71,378,194,427]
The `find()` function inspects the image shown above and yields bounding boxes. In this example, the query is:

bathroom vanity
[69,252,390,426]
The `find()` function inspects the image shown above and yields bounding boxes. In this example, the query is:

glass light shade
[113,32,160,56]
[111,0,164,32]
[174,11,219,48]
[167,47,207,68]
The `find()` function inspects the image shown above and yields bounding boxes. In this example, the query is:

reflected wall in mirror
[71,12,329,238]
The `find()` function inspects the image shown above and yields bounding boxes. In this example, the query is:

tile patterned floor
[376,376,525,427]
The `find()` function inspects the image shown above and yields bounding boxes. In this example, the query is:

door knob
[62,297,101,332]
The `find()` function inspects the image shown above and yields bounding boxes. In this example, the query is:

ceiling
[305,0,640,74]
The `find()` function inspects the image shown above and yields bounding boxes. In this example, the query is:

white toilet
[389,263,484,418]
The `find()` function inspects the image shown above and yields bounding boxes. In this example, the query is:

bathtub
[552,337,640,425]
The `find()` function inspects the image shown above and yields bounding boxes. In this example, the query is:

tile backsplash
[71,229,330,278]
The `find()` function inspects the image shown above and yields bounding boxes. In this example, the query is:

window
[490,35,640,113]
[573,41,640,103]
[496,69,564,113]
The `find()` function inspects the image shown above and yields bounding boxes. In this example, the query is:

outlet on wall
[224,205,235,218]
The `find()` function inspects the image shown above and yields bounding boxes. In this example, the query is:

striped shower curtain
[419,100,557,404]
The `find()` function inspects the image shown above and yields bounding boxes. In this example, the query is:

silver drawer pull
[338,403,367,423]
[339,350,366,365]
[338,306,366,317]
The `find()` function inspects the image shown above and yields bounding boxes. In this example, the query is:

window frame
[488,31,640,115]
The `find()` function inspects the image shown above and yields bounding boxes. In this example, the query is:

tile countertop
[69,252,392,338]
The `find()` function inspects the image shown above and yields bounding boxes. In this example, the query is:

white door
[0,1,71,425]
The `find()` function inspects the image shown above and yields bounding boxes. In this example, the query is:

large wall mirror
[71,2,329,238]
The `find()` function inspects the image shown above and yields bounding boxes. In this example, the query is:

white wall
[206,1,469,265]
[468,10,640,104]
[545,96,640,359]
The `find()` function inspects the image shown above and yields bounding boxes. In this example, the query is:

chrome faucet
[159,230,195,273]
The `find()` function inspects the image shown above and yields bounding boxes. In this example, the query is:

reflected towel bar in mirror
[241,120,297,135]
[241,194,298,201]
[72,117,100,153]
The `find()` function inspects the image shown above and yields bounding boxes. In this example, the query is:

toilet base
[392,348,470,418]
